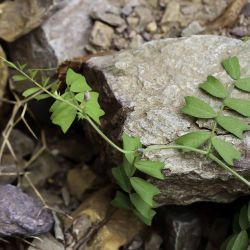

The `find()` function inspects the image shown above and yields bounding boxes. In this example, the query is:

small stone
[0,46,8,103]
[145,21,157,33]
[134,6,154,31]
[116,24,127,34]
[90,21,114,49]
[181,21,204,37]
[230,26,248,37]
[129,34,144,49]
[0,154,17,185]
[145,232,163,250]
[67,166,98,200]
[85,209,145,250]
[113,36,129,50]
[0,184,53,236]
[90,5,125,27]
[127,16,140,28]
[121,0,143,16]
[161,1,180,24]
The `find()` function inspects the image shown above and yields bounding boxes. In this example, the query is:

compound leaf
[216,115,250,139]
[122,133,141,167]
[175,131,211,149]
[200,75,228,98]
[22,87,40,97]
[130,193,156,225]
[130,177,160,207]
[112,166,131,193]
[211,137,241,166]
[50,92,77,133]
[134,160,165,180]
[224,98,250,117]
[223,56,240,80]
[83,92,105,125]
[239,205,250,230]
[66,68,92,92]
[112,191,132,210]
[235,77,250,92]
[181,96,217,119]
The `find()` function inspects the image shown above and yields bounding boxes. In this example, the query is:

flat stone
[0,46,8,102]
[8,0,102,69]
[82,35,250,205]
[0,184,53,236]
[90,21,115,49]
[0,0,64,42]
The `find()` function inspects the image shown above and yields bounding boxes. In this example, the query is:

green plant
[221,201,250,250]
[1,56,250,226]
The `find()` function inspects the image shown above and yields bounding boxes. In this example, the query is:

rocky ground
[0,0,250,249]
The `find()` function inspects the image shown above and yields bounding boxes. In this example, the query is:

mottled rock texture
[0,185,53,236]
[0,0,64,42]
[82,35,250,205]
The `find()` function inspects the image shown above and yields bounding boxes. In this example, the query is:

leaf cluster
[176,57,250,166]
[221,202,250,250]
[111,133,165,225]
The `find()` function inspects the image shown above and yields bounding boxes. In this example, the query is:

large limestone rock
[0,0,64,42]
[82,35,250,205]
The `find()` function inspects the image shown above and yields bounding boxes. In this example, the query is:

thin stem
[144,144,208,155]
[208,153,250,187]
[86,116,134,154]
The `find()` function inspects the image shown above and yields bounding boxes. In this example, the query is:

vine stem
[208,154,250,188]
[85,116,133,154]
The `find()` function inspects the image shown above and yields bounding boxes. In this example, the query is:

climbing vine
[1,56,250,230]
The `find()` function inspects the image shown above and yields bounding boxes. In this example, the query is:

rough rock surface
[0,184,53,236]
[0,0,64,42]
[82,35,250,205]
[8,0,102,68]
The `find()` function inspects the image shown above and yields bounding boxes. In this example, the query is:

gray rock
[241,2,250,17]
[8,0,102,68]
[90,21,115,49]
[181,21,205,37]
[82,35,250,205]
[0,184,53,236]
[0,0,64,42]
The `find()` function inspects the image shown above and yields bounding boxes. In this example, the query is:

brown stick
[206,0,246,31]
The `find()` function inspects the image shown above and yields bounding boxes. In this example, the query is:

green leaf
[235,78,250,92]
[132,207,156,226]
[35,94,50,101]
[22,87,40,97]
[134,160,165,180]
[112,166,131,193]
[130,193,156,225]
[216,115,250,139]
[12,74,27,81]
[224,98,250,117]
[83,92,105,125]
[223,56,241,80]
[200,75,228,98]
[3,60,15,68]
[239,205,250,230]
[28,69,38,79]
[175,131,211,150]
[66,68,92,92]
[231,230,248,250]
[50,92,77,133]
[122,156,135,177]
[122,133,141,167]
[181,96,217,119]
[211,137,241,166]
[111,191,132,210]
[130,177,160,207]
[224,234,238,250]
